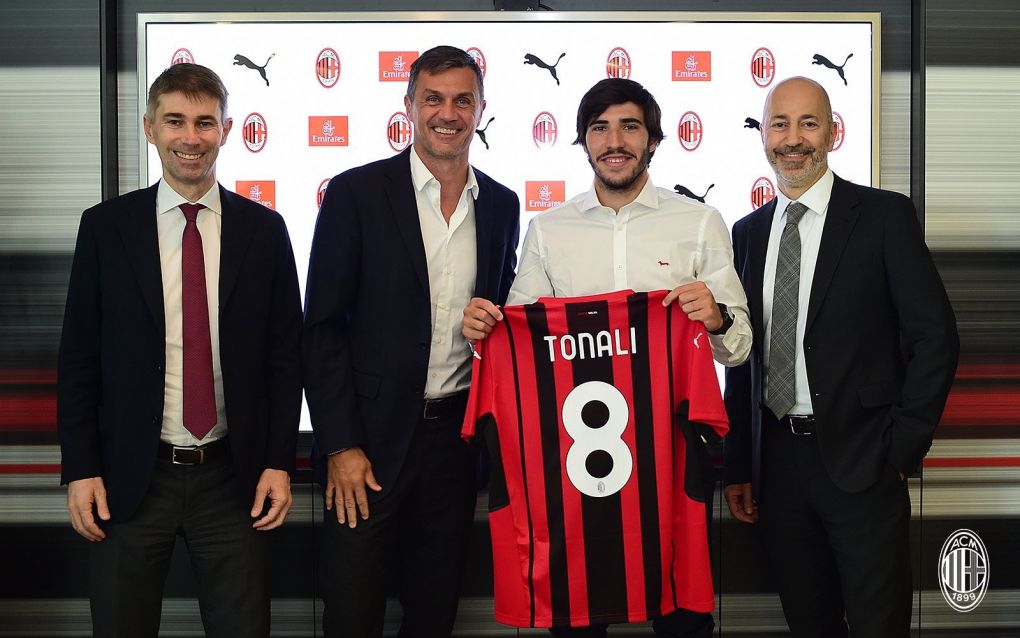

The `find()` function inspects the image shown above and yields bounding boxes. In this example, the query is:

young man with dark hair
[464,78,749,638]
[305,45,519,637]
[59,62,302,637]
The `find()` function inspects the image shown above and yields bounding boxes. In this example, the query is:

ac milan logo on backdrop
[751,47,776,87]
[242,113,267,153]
[466,47,487,77]
[171,48,194,65]
[317,178,330,208]
[939,529,990,613]
[606,47,631,79]
[316,48,341,88]
[532,112,558,149]
[677,111,703,151]
[751,176,776,209]
[387,112,412,152]
[831,112,845,151]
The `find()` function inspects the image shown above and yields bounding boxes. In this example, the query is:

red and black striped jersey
[462,289,728,628]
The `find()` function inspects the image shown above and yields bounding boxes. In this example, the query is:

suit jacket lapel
[385,149,430,297]
[218,186,256,310]
[116,184,164,332]
[472,172,493,298]
[806,175,860,332]
[748,199,777,347]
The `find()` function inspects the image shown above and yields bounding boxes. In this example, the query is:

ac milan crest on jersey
[308,116,349,146]
[316,48,341,88]
[606,47,631,79]
[677,111,703,151]
[386,112,413,152]
[831,111,845,151]
[379,51,418,81]
[751,47,776,88]
[463,290,727,628]
[236,180,275,210]
[533,112,558,149]
[171,48,194,65]
[525,181,566,211]
[466,47,487,77]
[242,113,267,153]
[751,176,776,209]
[671,51,711,81]
[317,178,330,208]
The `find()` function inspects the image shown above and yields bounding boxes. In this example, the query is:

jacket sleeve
[57,209,104,484]
[302,174,365,457]
[264,212,304,472]
[881,193,960,474]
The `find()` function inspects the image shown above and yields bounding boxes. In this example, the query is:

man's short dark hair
[573,78,665,154]
[146,63,229,121]
[406,45,484,102]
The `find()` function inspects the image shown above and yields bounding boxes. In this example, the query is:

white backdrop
[142,13,877,430]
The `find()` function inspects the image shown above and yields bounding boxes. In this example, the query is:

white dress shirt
[508,177,751,367]
[762,168,834,416]
[155,179,228,445]
[410,147,479,398]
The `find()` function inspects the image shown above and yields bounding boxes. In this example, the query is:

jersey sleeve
[462,337,493,441]
[679,320,730,438]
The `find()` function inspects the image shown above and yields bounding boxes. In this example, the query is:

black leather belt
[158,437,230,465]
[779,415,816,436]
[421,392,469,421]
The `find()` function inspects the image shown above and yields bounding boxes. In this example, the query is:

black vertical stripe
[665,302,679,608]
[525,304,570,624]
[504,316,538,625]
[564,299,628,621]
[627,292,662,617]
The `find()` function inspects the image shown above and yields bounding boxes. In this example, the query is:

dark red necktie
[180,203,217,440]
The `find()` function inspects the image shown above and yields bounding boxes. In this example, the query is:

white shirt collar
[409,146,479,200]
[156,179,222,217]
[775,168,834,219]
[581,173,661,213]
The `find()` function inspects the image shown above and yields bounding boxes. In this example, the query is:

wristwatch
[709,303,734,335]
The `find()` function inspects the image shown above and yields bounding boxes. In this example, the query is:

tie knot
[180,203,205,223]
[785,201,808,226]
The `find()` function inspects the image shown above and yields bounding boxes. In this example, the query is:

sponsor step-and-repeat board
[142,12,877,431]
[143,13,876,273]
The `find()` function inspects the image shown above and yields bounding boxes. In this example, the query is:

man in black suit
[58,63,302,637]
[303,46,519,637]
[723,77,959,637]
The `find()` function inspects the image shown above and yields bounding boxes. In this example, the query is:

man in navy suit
[723,77,958,637]
[58,63,302,636]
[303,45,520,637]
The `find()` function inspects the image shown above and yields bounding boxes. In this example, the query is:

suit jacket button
[156,364,164,372]
[152,416,161,424]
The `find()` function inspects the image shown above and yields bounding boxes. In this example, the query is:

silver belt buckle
[171,445,203,465]
[422,399,440,420]
[787,416,813,436]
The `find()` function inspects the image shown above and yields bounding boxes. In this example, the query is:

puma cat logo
[233,53,275,86]
[744,117,761,130]
[475,116,495,150]
[524,52,566,85]
[673,183,715,203]
[812,53,853,86]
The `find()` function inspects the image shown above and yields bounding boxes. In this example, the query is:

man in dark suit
[58,63,302,637]
[303,46,520,637]
[723,76,958,637]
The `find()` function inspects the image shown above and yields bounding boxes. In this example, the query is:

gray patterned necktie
[766,201,809,419]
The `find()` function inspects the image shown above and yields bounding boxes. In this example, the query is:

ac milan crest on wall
[387,112,413,152]
[606,47,631,79]
[242,113,268,153]
[751,47,776,88]
[316,48,341,88]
